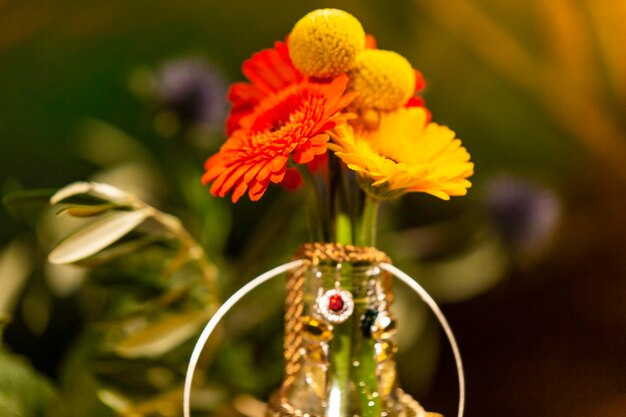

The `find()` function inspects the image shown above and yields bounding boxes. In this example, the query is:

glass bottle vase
[267,260,439,417]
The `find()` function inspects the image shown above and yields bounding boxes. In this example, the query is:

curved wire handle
[183,260,304,417]
[380,263,465,417]
[183,260,465,417]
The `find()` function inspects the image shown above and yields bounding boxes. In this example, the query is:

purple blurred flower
[486,175,561,261]
[156,58,227,129]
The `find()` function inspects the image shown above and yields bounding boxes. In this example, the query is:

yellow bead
[377,360,397,397]
[374,340,398,362]
[302,316,333,342]
[303,363,327,398]
[289,9,366,78]
[370,312,397,340]
[304,342,328,363]
[348,49,416,110]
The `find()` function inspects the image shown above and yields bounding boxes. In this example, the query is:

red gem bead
[328,294,344,312]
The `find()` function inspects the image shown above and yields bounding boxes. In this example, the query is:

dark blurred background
[1,1,625,416]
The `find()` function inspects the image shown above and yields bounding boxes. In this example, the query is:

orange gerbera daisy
[203,75,356,202]
[226,40,303,134]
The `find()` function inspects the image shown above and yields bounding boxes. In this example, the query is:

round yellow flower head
[349,49,416,111]
[289,9,366,78]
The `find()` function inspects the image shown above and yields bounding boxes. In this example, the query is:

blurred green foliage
[0,346,56,417]
[1,0,624,416]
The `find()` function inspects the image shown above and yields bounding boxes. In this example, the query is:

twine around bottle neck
[293,242,391,266]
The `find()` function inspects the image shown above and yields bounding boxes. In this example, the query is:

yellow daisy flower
[329,107,474,200]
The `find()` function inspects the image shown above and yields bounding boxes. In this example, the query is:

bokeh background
[1,0,625,416]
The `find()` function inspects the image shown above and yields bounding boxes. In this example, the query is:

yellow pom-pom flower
[329,107,474,200]
[348,49,416,111]
[289,9,366,78]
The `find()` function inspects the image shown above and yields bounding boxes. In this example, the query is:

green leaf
[50,182,132,206]
[48,210,149,265]
[72,234,162,267]
[0,240,33,315]
[97,386,192,416]
[56,203,122,218]
[113,309,213,358]
[0,348,57,417]
[95,389,131,413]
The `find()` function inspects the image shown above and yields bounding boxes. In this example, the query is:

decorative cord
[293,242,391,265]
[280,260,306,392]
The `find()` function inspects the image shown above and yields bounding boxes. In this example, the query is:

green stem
[328,209,352,415]
[329,319,353,415]
[335,212,353,246]
[353,319,381,416]
[327,163,382,415]
[355,196,382,416]
[143,207,219,297]
[358,196,380,247]
[301,166,329,242]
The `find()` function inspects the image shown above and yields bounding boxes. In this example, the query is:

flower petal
[330,107,473,200]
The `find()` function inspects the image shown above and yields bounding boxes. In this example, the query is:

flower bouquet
[192,8,473,417]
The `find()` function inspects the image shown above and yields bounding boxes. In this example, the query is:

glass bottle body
[272,262,427,417]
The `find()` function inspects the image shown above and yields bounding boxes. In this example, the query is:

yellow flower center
[348,49,416,111]
[289,9,366,78]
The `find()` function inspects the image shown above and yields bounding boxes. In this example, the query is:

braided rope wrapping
[268,243,431,417]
